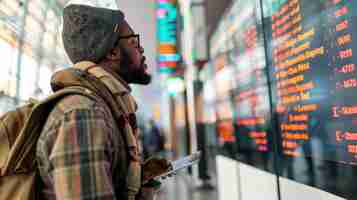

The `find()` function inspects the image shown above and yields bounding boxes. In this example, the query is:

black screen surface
[262,0,357,198]
[231,1,271,154]
[208,0,357,198]
[264,0,357,165]
[228,0,277,172]
[208,0,276,172]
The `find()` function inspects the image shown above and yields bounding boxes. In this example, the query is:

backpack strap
[70,65,142,199]
[73,68,141,161]
[1,87,95,176]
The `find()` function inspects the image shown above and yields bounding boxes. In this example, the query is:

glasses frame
[117,34,140,49]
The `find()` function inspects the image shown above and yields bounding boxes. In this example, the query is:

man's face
[117,21,151,85]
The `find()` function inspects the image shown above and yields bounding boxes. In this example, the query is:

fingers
[161,171,177,180]
[139,188,156,200]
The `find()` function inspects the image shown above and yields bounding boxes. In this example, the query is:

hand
[142,157,171,184]
[160,171,176,180]
[137,186,159,200]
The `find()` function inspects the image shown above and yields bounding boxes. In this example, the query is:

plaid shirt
[36,93,129,200]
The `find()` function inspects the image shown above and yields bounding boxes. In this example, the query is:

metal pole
[15,0,30,104]
[169,94,178,159]
[34,0,51,96]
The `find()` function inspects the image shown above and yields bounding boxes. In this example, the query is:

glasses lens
[118,34,140,48]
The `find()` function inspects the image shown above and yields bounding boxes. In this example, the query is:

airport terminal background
[1,0,357,199]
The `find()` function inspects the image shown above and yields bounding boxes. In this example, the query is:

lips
[143,64,149,73]
[141,57,148,72]
[141,56,146,64]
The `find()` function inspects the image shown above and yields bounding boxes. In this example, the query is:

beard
[118,50,152,85]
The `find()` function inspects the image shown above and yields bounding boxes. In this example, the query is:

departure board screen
[213,63,237,158]
[230,0,272,154]
[263,0,357,165]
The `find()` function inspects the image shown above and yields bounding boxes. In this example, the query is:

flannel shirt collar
[73,61,132,95]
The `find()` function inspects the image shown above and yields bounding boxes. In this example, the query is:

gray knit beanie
[62,4,125,63]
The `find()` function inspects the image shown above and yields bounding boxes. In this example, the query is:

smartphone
[152,151,201,181]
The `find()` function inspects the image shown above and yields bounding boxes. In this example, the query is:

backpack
[0,87,94,200]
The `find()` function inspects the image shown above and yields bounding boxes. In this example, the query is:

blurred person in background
[36,4,168,200]
[143,119,166,159]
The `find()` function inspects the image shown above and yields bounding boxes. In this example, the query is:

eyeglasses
[118,34,140,49]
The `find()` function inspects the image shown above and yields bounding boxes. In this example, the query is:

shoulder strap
[69,68,131,128]
[1,87,94,175]
[64,68,142,198]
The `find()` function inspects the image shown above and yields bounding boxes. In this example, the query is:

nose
[139,46,144,54]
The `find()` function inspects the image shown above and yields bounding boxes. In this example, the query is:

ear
[106,47,121,61]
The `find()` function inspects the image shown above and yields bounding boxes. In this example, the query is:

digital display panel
[214,65,237,150]
[156,0,180,74]
[264,0,357,165]
[263,0,357,198]
[208,0,277,172]
[229,1,272,154]
[209,0,357,197]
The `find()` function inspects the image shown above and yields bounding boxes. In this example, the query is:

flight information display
[264,0,357,164]
[231,0,272,153]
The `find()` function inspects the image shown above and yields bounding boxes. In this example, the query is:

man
[36,4,162,200]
